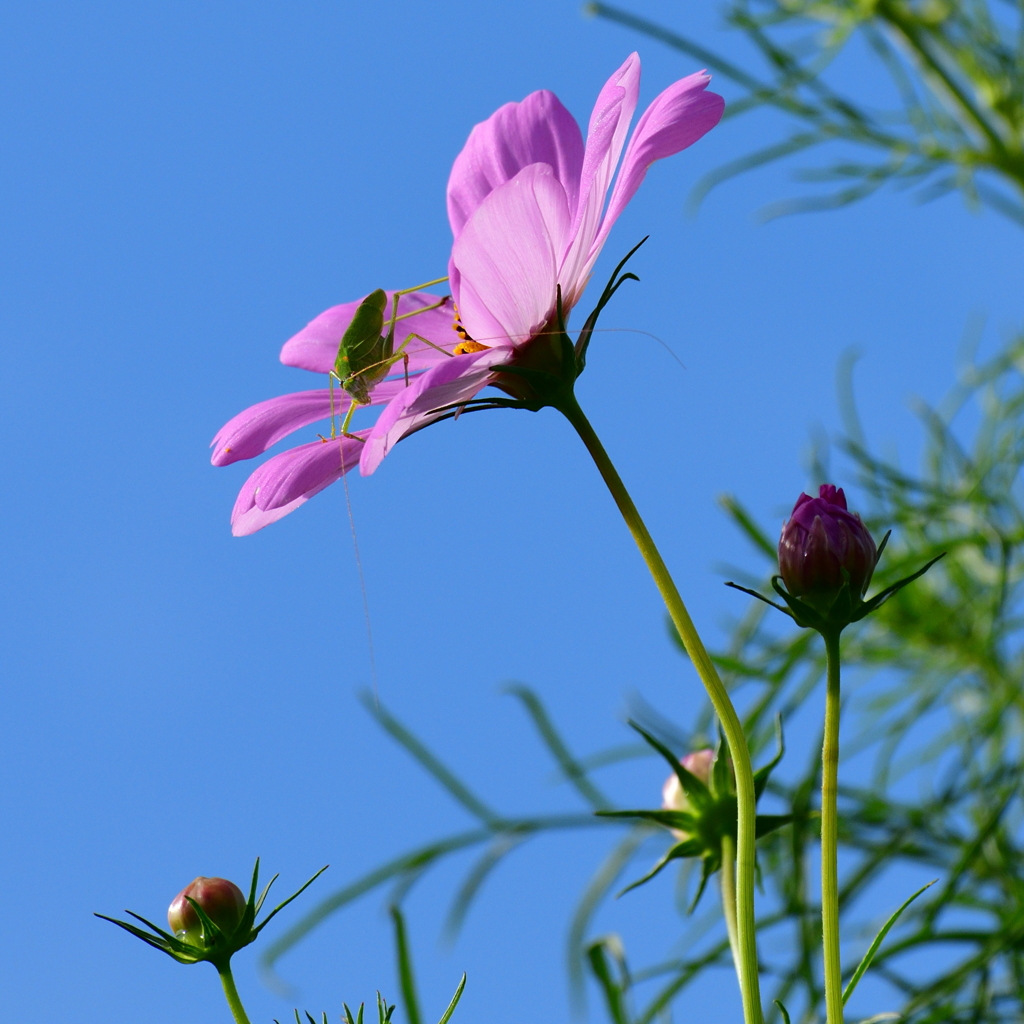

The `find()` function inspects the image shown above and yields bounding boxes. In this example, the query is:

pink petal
[229,432,369,536]
[359,347,512,476]
[451,164,571,345]
[211,386,403,466]
[595,72,724,259]
[279,291,456,375]
[559,54,641,301]
[447,90,584,239]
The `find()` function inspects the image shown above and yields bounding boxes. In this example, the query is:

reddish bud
[167,876,246,947]
[778,485,877,612]
[661,749,715,811]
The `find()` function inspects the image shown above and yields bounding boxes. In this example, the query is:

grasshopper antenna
[342,468,380,707]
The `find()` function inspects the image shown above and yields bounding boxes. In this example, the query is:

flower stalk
[218,962,254,1024]
[821,630,842,1024]
[557,392,763,1024]
[730,484,944,1024]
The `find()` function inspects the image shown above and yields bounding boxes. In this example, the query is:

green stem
[559,394,763,1024]
[821,632,843,1024]
[720,833,743,993]
[217,962,253,1024]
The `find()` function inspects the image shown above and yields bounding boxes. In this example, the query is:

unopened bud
[661,749,715,812]
[778,485,876,613]
[167,877,246,947]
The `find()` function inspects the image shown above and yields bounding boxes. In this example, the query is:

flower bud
[778,485,876,613]
[167,876,247,946]
[661,749,715,812]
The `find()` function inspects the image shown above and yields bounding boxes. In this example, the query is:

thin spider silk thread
[343,463,380,708]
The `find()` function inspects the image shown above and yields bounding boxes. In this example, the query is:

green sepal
[770,576,831,631]
[755,814,794,838]
[873,529,891,564]
[123,909,191,949]
[574,237,647,376]
[731,546,945,637]
[687,853,719,915]
[488,363,560,385]
[851,553,946,622]
[184,895,227,947]
[617,838,704,896]
[627,720,712,810]
[93,913,198,964]
[712,727,731,798]
[725,580,791,617]
[253,863,330,935]
[595,808,698,831]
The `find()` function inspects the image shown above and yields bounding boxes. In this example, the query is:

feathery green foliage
[262,329,1024,1024]
[588,0,1024,223]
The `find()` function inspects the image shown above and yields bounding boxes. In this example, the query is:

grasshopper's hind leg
[339,399,365,441]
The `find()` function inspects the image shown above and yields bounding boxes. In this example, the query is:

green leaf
[567,828,651,1001]
[587,940,630,1024]
[505,684,609,809]
[773,999,792,1024]
[260,829,491,978]
[842,880,937,1005]
[719,495,779,560]
[390,906,422,1024]
[361,693,503,826]
[444,834,525,939]
[753,716,786,800]
[436,974,467,1024]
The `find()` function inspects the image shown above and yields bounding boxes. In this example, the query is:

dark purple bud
[167,876,246,946]
[778,485,877,612]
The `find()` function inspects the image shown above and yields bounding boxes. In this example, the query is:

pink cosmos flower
[213,54,724,535]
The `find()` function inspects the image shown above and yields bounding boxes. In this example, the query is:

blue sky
[2,2,1022,1022]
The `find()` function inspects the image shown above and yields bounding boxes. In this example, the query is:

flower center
[453,339,490,355]
[451,304,490,354]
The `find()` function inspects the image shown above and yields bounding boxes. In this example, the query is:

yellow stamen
[453,339,491,355]
[452,303,475,342]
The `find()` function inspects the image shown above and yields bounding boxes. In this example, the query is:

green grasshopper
[330,278,455,438]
